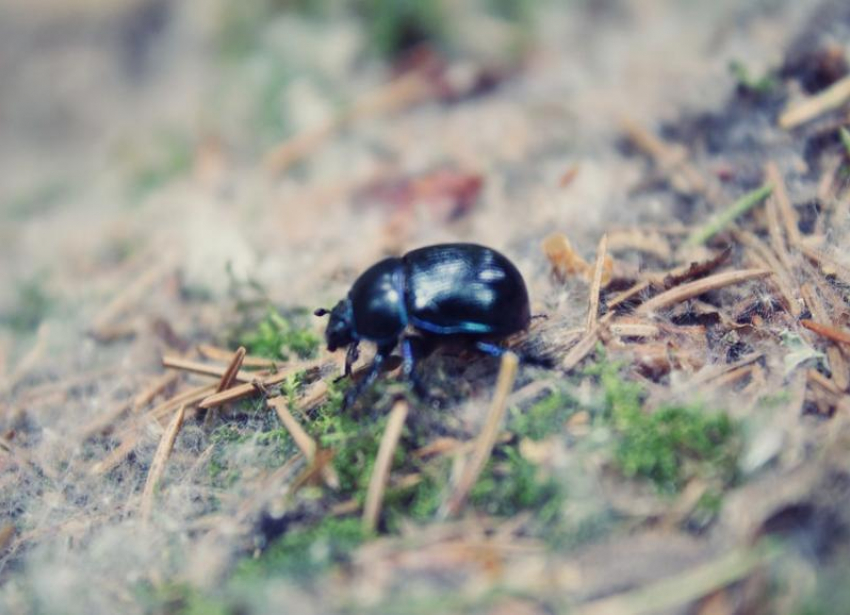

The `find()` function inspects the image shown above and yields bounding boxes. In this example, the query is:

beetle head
[315,299,355,351]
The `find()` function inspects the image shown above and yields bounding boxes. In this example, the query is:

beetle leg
[344,342,360,378]
[474,341,508,358]
[401,336,428,399]
[342,342,392,410]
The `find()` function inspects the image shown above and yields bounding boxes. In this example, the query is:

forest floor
[2,1,850,613]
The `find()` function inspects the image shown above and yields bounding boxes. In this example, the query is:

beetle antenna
[314,308,330,317]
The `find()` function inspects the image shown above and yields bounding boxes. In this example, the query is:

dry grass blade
[216,347,247,392]
[609,320,660,339]
[442,352,519,518]
[147,383,217,424]
[161,356,265,383]
[576,547,769,615]
[562,327,600,371]
[268,397,317,460]
[140,404,186,522]
[735,230,800,316]
[362,399,409,533]
[586,234,608,331]
[90,437,139,476]
[199,361,322,409]
[779,74,850,129]
[197,344,278,368]
[637,269,771,315]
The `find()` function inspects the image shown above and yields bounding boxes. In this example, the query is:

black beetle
[315,243,530,407]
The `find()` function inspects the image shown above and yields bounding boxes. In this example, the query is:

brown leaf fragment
[663,247,733,289]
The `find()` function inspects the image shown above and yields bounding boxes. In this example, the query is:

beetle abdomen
[402,244,530,336]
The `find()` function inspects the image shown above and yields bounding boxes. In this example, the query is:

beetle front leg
[342,342,392,410]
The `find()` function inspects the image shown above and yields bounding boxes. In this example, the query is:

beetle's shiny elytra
[315,243,531,407]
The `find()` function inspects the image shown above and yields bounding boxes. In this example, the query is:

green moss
[362,0,448,58]
[470,447,562,523]
[239,308,320,361]
[510,390,577,440]
[588,360,741,493]
[138,582,231,615]
[729,60,779,95]
[234,516,366,582]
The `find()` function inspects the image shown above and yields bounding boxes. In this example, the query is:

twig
[683,184,773,247]
[442,352,519,518]
[609,320,660,339]
[161,356,265,383]
[779,75,850,129]
[562,328,600,371]
[637,269,771,314]
[215,347,247,392]
[197,344,278,368]
[140,404,186,522]
[198,362,320,409]
[801,319,850,346]
[576,547,770,615]
[734,230,801,316]
[90,438,139,476]
[362,399,409,533]
[268,397,317,460]
[586,234,608,331]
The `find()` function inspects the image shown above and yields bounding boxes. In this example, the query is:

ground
[1,1,850,613]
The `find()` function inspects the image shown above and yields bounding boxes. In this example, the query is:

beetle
[315,243,531,407]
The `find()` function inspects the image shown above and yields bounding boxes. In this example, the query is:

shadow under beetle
[315,243,531,408]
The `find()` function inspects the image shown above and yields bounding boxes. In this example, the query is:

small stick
[779,75,850,129]
[586,234,609,332]
[442,352,519,518]
[90,437,138,477]
[735,230,801,317]
[801,319,850,346]
[562,328,600,372]
[140,404,186,522]
[362,399,409,533]
[215,347,247,393]
[197,344,278,368]
[198,362,318,409]
[161,356,264,383]
[609,320,660,339]
[637,269,771,315]
[268,397,317,460]
[683,184,773,247]
[808,369,843,396]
